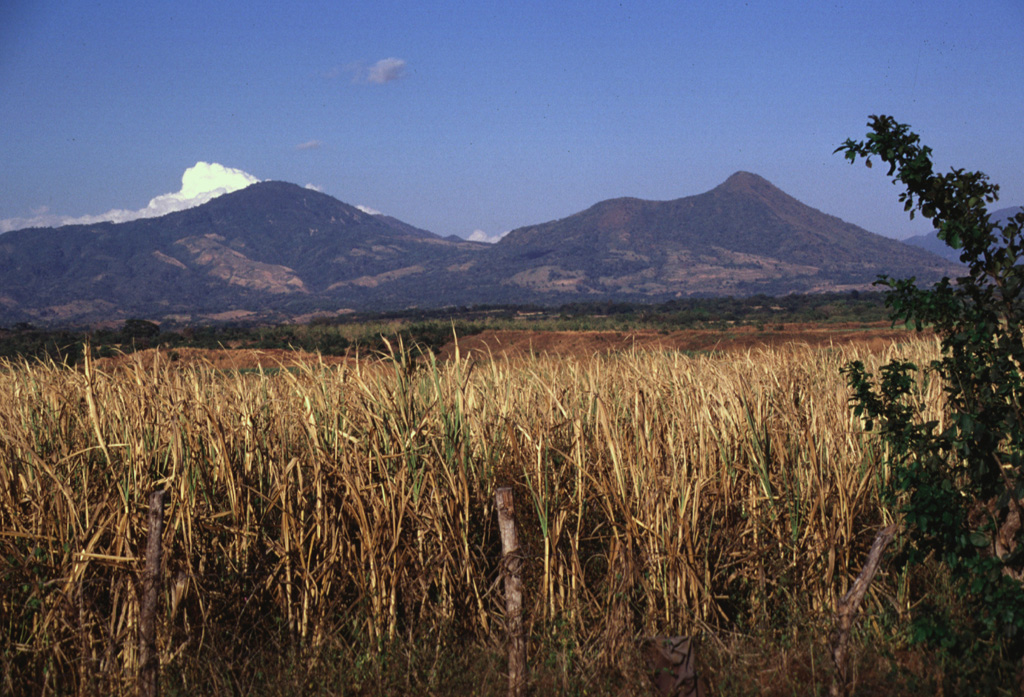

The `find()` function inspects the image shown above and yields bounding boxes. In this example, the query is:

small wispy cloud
[305,183,324,192]
[337,58,408,85]
[356,204,383,216]
[367,57,407,84]
[296,140,323,151]
[467,229,510,244]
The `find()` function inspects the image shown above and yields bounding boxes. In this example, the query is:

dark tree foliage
[121,318,160,339]
[838,116,1024,670]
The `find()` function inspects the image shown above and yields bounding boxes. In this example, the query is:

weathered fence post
[495,487,526,697]
[830,523,897,697]
[139,488,168,697]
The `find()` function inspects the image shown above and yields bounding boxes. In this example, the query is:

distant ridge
[0,174,962,326]
[904,205,1023,263]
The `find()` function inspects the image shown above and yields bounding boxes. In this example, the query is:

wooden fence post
[139,488,168,697]
[495,487,526,697]
[830,523,897,697]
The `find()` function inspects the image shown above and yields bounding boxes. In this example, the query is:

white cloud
[296,140,323,150]
[174,162,258,201]
[355,204,383,216]
[1,216,46,233]
[339,58,408,85]
[367,57,407,84]
[305,183,324,192]
[337,58,405,85]
[1,162,259,233]
[467,229,510,244]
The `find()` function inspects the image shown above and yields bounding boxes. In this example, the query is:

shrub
[839,115,1024,680]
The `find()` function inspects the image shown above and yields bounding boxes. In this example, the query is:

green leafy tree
[838,116,1024,671]
[121,318,160,340]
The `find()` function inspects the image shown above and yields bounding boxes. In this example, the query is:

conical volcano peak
[716,171,777,194]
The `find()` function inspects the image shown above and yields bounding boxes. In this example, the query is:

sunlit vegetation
[1,332,986,695]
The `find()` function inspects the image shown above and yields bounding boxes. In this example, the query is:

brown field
[2,328,957,696]
[95,346,354,371]
[93,321,920,371]
[436,321,917,361]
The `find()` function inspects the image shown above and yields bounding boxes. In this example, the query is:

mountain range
[0,172,966,326]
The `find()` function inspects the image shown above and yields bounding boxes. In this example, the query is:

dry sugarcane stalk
[139,488,168,697]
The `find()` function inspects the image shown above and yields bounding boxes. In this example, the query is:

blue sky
[2,0,1022,241]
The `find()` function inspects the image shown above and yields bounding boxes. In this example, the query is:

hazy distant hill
[480,171,959,299]
[903,205,1023,263]
[0,174,963,326]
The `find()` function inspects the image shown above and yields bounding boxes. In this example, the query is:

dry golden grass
[0,335,946,694]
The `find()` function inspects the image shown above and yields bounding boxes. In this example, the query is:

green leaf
[970,531,990,548]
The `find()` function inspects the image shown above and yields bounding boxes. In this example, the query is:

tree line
[0,291,888,365]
